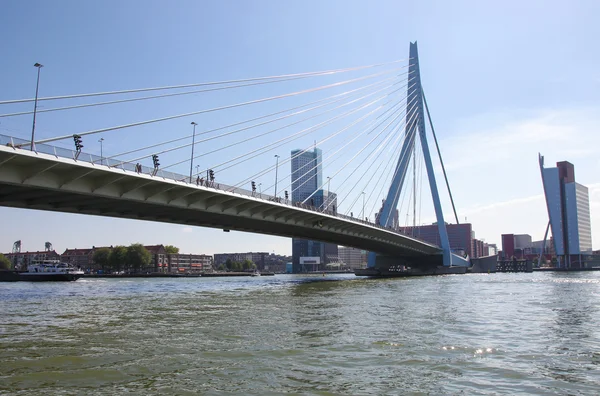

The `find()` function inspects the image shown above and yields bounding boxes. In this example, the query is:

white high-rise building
[539,155,593,267]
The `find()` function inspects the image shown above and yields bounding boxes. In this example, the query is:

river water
[1,272,599,395]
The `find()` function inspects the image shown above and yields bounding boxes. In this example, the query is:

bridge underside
[0,146,442,262]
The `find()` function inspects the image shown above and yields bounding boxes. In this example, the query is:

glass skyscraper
[290,148,338,272]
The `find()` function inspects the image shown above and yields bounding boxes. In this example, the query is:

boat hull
[0,271,82,282]
[354,265,467,278]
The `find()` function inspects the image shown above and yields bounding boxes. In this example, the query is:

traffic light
[73,134,83,151]
[284,191,289,200]
[251,181,256,192]
[152,154,160,168]
[209,169,215,181]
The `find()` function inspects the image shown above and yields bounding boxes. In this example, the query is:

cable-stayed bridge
[0,42,469,274]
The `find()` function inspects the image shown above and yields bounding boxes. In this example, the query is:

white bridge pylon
[368,42,469,268]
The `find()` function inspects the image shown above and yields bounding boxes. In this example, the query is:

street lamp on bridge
[274,154,280,198]
[189,122,198,183]
[30,63,44,151]
[98,137,104,165]
[361,191,366,220]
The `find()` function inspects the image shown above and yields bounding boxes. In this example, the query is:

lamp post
[98,138,104,165]
[274,154,280,198]
[30,62,44,151]
[189,122,197,183]
[326,176,331,210]
[361,191,366,220]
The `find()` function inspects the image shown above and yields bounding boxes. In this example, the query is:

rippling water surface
[1,272,600,395]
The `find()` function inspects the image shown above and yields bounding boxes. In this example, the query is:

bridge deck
[0,141,442,257]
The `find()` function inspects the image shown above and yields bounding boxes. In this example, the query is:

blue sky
[1,0,599,255]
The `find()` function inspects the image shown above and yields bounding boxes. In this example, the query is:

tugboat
[0,260,84,282]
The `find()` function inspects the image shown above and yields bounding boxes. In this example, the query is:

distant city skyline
[1,1,599,254]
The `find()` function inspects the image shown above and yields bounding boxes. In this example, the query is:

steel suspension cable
[301,94,418,206]
[327,94,420,211]
[176,79,407,178]
[341,93,420,216]
[320,96,414,212]
[273,92,409,197]
[99,71,410,164]
[29,66,408,146]
[366,102,421,221]
[253,81,416,192]
[269,84,415,196]
[206,79,414,183]
[332,115,405,213]
[423,90,459,224]
[0,59,409,105]
[379,116,420,227]
[223,91,406,191]
[0,75,311,118]
[143,75,407,170]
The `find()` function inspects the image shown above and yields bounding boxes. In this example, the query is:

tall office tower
[539,156,592,267]
[291,148,322,203]
[290,148,337,272]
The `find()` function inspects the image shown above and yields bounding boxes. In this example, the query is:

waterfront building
[213,252,269,269]
[399,223,474,257]
[539,156,593,267]
[501,234,534,259]
[2,250,60,269]
[472,239,487,258]
[338,247,367,269]
[144,245,168,272]
[61,247,95,269]
[166,253,213,274]
[486,243,498,256]
[514,234,533,250]
[291,148,322,203]
[290,147,338,272]
[63,244,168,272]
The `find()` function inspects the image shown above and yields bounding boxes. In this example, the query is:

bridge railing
[1,133,439,249]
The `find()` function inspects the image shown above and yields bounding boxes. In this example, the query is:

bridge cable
[265,86,414,197]
[300,92,419,206]
[339,94,421,218]
[319,93,417,211]
[98,71,409,164]
[358,122,408,220]
[30,66,408,146]
[222,89,408,191]
[242,80,415,192]
[0,75,313,118]
[343,123,408,217]
[271,92,409,198]
[423,90,459,224]
[138,75,408,170]
[379,108,421,227]
[165,77,408,177]
[0,59,409,105]
[366,103,421,222]
[342,103,415,217]
[328,91,422,212]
